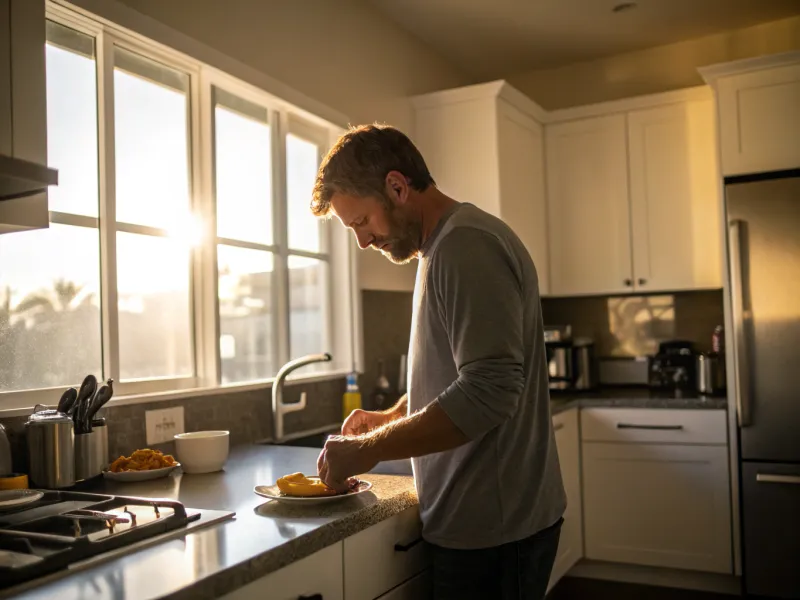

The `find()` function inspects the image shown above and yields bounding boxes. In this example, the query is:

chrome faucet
[272,352,332,442]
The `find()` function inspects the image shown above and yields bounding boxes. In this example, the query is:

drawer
[344,506,430,600]
[222,542,343,600]
[581,408,727,445]
[376,570,433,600]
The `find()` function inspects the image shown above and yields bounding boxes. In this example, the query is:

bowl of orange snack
[102,449,180,482]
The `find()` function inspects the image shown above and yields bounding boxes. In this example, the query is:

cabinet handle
[624,278,633,287]
[638,278,647,285]
[616,423,684,430]
[553,423,564,432]
[394,537,423,552]
[298,595,322,600]
[757,474,800,485]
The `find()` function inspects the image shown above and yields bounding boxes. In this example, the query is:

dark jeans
[431,517,563,600]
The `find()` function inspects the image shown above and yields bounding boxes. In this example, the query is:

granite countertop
[8,445,417,600]
[549,387,728,415]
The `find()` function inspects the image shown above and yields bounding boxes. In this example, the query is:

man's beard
[376,204,422,265]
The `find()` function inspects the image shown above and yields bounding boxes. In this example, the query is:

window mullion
[96,31,120,383]
[272,110,290,367]
[197,71,221,387]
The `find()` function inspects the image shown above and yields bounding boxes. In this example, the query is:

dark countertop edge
[186,490,420,600]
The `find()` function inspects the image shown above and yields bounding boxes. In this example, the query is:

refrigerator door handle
[756,473,800,485]
[729,219,752,428]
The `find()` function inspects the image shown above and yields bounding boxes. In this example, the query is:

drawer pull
[394,537,423,552]
[553,423,564,432]
[298,595,322,600]
[757,474,800,485]
[616,423,684,431]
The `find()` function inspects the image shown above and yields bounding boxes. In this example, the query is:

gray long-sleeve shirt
[408,203,566,549]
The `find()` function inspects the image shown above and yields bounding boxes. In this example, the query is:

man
[312,124,565,600]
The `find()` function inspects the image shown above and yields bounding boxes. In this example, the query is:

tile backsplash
[0,377,344,473]
[1,287,723,473]
[360,290,413,410]
[541,289,725,357]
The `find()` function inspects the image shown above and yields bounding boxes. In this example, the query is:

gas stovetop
[0,490,202,590]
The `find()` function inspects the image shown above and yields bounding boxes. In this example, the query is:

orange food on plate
[276,472,337,497]
[109,449,177,473]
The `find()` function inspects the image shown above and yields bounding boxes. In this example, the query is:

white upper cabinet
[413,82,551,294]
[627,100,722,291]
[545,114,631,296]
[545,87,722,296]
[701,52,800,176]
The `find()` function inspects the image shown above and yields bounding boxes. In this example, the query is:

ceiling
[368,0,800,80]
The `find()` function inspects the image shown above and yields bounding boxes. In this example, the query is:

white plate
[0,489,44,511]
[102,463,180,482]
[254,478,373,505]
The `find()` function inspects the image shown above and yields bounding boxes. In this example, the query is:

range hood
[0,154,58,201]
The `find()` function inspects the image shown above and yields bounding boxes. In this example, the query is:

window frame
[0,2,359,413]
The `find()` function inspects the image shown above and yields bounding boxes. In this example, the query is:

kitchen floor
[547,577,740,599]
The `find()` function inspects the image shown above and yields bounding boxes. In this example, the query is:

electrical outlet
[145,407,185,445]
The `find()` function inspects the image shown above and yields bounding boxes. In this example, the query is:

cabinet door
[344,506,430,600]
[548,408,582,592]
[376,570,433,600]
[221,542,343,600]
[497,99,549,294]
[414,97,500,215]
[582,442,732,573]
[545,115,632,295]
[716,62,800,175]
[628,100,722,291]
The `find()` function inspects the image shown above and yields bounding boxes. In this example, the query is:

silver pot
[696,353,726,396]
[25,408,75,488]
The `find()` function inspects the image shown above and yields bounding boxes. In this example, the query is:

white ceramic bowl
[174,430,230,474]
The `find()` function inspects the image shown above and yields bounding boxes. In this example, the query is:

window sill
[0,368,352,417]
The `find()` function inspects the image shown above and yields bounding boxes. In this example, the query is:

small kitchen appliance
[544,326,597,391]
[648,340,697,391]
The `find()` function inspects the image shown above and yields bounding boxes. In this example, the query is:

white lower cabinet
[221,542,344,600]
[582,436,732,573]
[375,570,432,600]
[548,408,582,591]
[344,506,430,600]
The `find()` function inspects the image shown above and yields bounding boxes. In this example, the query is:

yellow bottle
[342,372,362,420]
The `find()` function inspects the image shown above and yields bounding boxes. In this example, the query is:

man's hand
[341,409,393,436]
[317,435,379,492]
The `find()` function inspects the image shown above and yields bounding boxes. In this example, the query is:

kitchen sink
[269,431,336,448]
[262,430,413,475]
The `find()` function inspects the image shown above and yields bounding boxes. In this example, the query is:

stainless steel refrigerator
[726,168,800,599]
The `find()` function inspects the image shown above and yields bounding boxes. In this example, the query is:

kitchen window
[0,5,358,410]
[0,21,102,393]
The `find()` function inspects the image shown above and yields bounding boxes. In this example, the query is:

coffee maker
[544,326,597,391]
[648,340,698,392]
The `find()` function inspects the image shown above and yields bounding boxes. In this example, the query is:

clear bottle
[370,359,392,410]
[342,372,362,421]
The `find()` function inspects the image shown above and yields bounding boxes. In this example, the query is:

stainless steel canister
[25,409,75,488]
[75,425,108,481]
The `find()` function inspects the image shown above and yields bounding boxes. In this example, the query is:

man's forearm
[382,394,408,421]
[365,400,469,462]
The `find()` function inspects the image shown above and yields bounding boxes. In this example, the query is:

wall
[116,0,468,292]
[0,377,345,473]
[508,15,800,109]
[541,290,725,358]
[360,290,413,409]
